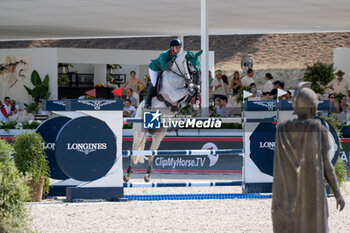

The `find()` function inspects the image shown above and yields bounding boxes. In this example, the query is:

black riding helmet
[169,39,182,47]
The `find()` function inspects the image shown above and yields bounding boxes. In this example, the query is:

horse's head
[185,50,203,85]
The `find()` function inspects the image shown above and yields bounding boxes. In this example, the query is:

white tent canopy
[1,0,349,41]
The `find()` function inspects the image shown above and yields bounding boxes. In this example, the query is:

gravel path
[29,175,350,233]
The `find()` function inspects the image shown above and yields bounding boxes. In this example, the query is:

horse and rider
[145,38,199,110]
[123,38,203,182]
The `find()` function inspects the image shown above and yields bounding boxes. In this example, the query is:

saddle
[154,72,185,112]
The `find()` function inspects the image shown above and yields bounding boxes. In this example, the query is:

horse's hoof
[144,174,151,182]
[123,175,130,183]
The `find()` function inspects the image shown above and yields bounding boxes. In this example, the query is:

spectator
[262,73,274,95]
[328,93,340,116]
[221,75,231,96]
[266,80,281,99]
[214,97,224,116]
[126,88,138,107]
[208,70,214,85]
[219,96,233,117]
[122,71,146,103]
[0,97,17,123]
[338,95,349,121]
[241,68,255,87]
[212,70,226,100]
[10,100,19,112]
[281,91,292,100]
[37,99,49,115]
[248,83,261,100]
[230,71,242,96]
[279,81,285,90]
[123,99,136,117]
[327,70,350,97]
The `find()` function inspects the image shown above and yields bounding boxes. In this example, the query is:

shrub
[236,86,252,103]
[13,132,50,194]
[0,139,31,232]
[321,115,347,187]
[303,62,335,94]
[334,156,347,188]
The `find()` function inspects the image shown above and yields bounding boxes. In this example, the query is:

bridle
[169,56,199,85]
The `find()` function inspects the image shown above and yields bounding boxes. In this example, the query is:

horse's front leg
[144,155,154,182]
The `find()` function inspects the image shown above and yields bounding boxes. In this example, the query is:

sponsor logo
[143,110,161,129]
[43,143,55,150]
[155,157,206,169]
[259,141,275,150]
[201,142,219,167]
[78,100,117,110]
[66,143,107,155]
[53,100,66,106]
[253,101,276,110]
[143,110,222,129]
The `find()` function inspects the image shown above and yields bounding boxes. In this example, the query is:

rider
[144,38,183,108]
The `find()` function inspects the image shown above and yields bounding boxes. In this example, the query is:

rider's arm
[159,52,173,71]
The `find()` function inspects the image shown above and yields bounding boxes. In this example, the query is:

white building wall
[334,48,350,83]
[0,48,58,103]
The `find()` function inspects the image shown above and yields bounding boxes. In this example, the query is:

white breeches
[149,68,159,87]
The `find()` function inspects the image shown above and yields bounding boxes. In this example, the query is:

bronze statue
[272,82,345,233]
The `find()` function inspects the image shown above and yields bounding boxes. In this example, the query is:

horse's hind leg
[124,132,147,182]
[144,129,167,182]
[123,159,135,182]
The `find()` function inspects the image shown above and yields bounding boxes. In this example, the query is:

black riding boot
[144,85,155,108]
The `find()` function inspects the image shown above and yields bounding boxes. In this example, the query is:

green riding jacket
[148,49,174,72]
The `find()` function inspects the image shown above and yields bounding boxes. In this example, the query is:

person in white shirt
[211,70,226,100]
[0,97,17,123]
[241,68,255,87]
[123,99,136,117]
[327,70,350,96]
[262,73,274,94]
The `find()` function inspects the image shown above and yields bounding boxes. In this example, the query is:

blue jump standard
[124,193,272,201]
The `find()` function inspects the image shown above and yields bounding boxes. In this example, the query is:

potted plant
[23,70,51,102]
[58,63,74,73]
[58,75,70,86]
[0,140,31,232]
[24,102,39,114]
[13,132,50,202]
[106,64,122,74]
[106,74,114,86]
[303,62,336,94]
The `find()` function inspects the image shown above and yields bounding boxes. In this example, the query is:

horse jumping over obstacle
[123,50,203,182]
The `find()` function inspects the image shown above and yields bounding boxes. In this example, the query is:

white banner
[0,54,32,104]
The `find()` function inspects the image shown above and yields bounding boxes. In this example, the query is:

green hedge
[0,139,31,233]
